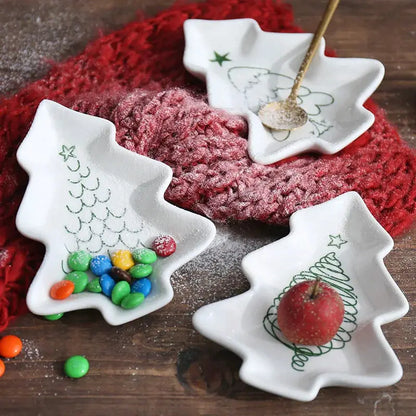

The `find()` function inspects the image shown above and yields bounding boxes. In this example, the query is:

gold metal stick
[258,0,340,131]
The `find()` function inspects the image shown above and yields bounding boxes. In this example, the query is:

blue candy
[99,273,115,297]
[90,255,112,276]
[131,278,152,297]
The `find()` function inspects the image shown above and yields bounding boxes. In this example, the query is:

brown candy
[109,266,132,284]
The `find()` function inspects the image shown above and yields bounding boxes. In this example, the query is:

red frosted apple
[277,279,344,345]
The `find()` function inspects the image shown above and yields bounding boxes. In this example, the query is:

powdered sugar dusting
[171,222,287,311]
[0,5,87,95]
[0,0,144,96]
[21,338,43,361]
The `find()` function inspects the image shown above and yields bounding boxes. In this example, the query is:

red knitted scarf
[1,0,415,331]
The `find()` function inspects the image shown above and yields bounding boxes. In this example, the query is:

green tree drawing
[263,250,358,371]
[59,144,144,270]
[227,66,334,141]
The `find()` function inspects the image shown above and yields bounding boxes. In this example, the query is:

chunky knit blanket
[1,0,415,330]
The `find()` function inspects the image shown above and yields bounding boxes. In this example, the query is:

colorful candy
[152,235,176,257]
[129,263,152,279]
[111,281,131,305]
[109,267,132,284]
[111,250,134,270]
[131,277,152,297]
[50,280,75,300]
[64,355,89,379]
[0,334,22,377]
[121,292,145,309]
[99,274,116,297]
[67,250,92,271]
[50,238,171,309]
[86,277,102,293]
[132,248,157,264]
[65,271,88,293]
[44,313,64,321]
[89,255,112,276]
[0,335,23,358]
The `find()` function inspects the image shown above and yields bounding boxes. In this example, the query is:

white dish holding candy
[192,192,408,401]
[183,19,384,165]
[16,100,216,325]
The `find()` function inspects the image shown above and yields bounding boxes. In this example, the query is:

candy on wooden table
[111,281,131,305]
[86,277,102,293]
[131,278,152,297]
[151,235,176,257]
[64,355,89,379]
[111,249,134,270]
[109,266,132,284]
[120,292,145,309]
[89,255,112,276]
[0,359,4,377]
[64,271,88,293]
[44,313,64,321]
[99,274,115,297]
[50,280,75,300]
[132,247,157,264]
[129,263,152,279]
[0,335,22,358]
[67,250,92,271]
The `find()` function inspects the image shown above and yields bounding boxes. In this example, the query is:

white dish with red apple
[192,192,408,401]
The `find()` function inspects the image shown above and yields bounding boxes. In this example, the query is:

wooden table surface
[1,1,415,415]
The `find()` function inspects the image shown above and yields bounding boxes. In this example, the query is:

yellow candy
[111,250,134,270]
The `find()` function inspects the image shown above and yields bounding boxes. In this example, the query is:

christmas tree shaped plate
[192,192,408,401]
[183,19,384,165]
[16,100,216,325]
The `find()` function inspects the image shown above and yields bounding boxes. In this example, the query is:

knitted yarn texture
[0,0,415,330]
[71,88,416,232]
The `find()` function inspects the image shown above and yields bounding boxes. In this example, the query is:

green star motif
[209,51,231,66]
[328,234,348,249]
[59,145,76,162]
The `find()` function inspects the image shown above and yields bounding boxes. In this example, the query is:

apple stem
[311,278,321,299]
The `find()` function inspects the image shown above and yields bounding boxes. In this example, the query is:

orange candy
[0,335,23,358]
[50,280,75,300]
[0,359,5,377]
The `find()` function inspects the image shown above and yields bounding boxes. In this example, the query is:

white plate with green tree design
[192,192,408,401]
[183,19,384,165]
[16,100,216,325]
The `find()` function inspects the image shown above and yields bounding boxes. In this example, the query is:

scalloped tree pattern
[60,144,144,263]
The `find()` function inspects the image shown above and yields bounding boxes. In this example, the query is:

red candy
[0,335,23,358]
[0,359,4,377]
[50,280,75,300]
[151,235,176,257]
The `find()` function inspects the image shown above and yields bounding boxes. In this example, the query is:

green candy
[65,271,88,293]
[64,355,89,379]
[44,313,64,321]
[129,263,152,279]
[132,248,157,264]
[86,277,102,293]
[111,281,131,305]
[67,250,92,271]
[121,292,145,309]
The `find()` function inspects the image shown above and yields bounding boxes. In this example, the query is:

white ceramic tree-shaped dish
[193,192,408,401]
[16,100,216,325]
[183,19,384,165]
